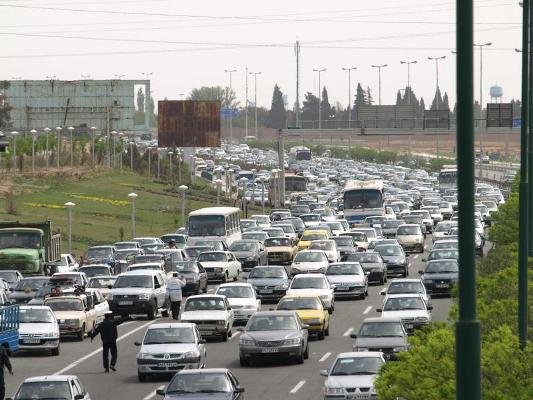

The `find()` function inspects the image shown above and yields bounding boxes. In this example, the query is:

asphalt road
[5,234,456,400]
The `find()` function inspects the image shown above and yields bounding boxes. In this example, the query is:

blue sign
[513,117,521,128]
[221,108,240,118]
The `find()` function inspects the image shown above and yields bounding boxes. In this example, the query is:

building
[1,79,150,135]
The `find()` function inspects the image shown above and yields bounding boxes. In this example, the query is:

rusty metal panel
[158,100,221,148]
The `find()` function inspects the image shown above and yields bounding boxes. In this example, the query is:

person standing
[0,346,13,400]
[167,272,186,320]
[90,311,127,373]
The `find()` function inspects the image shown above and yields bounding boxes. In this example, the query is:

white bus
[438,167,457,193]
[342,180,385,226]
[186,207,241,247]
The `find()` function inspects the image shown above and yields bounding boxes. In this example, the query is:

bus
[438,167,457,193]
[285,174,307,193]
[186,207,241,247]
[342,180,385,226]
[289,146,311,167]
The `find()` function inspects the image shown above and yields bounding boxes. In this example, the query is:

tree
[148,96,156,127]
[353,83,367,108]
[136,88,145,112]
[320,87,332,121]
[430,87,444,110]
[267,84,286,129]
[0,81,12,128]
[396,90,403,106]
[419,97,426,116]
[301,92,319,123]
[442,92,450,110]
[188,86,239,109]
[366,87,373,105]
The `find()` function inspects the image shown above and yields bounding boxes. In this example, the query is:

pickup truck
[44,295,96,341]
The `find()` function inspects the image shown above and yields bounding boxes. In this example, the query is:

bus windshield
[285,177,307,192]
[439,170,457,185]
[188,215,226,237]
[344,190,383,210]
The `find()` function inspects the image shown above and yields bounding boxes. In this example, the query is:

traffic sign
[221,108,240,118]
[513,117,521,128]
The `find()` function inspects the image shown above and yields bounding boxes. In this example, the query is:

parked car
[180,295,234,341]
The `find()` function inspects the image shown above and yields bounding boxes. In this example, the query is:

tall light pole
[44,127,51,170]
[147,146,152,177]
[428,55,446,157]
[249,71,261,137]
[400,60,417,104]
[128,193,138,238]
[371,64,388,105]
[118,132,124,170]
[10,131,18,174]
[225,69,237,143]
[111,130,117,168]
[178,185,188,227]
[30,129,37,173]
[67,126,74,168]
[428,56,447,94]
[90,126,96,168]
[129,140,134,170]
[474,42,492,154]
[260,177,266,214]
[341,67,357,128]
[313,68,327,128]
[245,67,249,137]
[64,202,75,254]
[55,126,62,169]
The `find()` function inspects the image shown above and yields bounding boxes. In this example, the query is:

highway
[5,235,454,400]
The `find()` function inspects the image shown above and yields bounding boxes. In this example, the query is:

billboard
[486,103,513,128]
[158,100,221,147]
[424,109,450,129]
[357,105,416,129]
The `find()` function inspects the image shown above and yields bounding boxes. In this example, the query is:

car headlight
[240,338,255,346]
[181,350,200,359]
[275,283,288,290]
[284,338,301,345]
[216,320,226,326]
[138,293,150,300]
[319,294,329,300]
[415,317,429,322]
[324,387,344,395]
[43,332,57,339]
[138,352,150,359]
[393,346,407,352]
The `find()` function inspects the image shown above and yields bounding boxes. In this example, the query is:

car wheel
[77,325,85,341]
[303,343,309,359]
[138,372,147,382]
[403,269,408,278]
[318,329,325,340]
[325,322,330,336]
[329,302,334,314]
[51,345,60,356]
[147,303,156,320]
[233,271,239,282]
[222,328,229,342]
[296,350,304,364]
[223,272,228,283]
[203,282,208,293]
[239,356,249,367]
[365,287,369,297]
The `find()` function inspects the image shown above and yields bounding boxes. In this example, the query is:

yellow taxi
[297,229,331,251]
[276,294,330,340]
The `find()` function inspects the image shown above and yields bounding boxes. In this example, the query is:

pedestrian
[90,311,127,373]
[0,346,13,400]
[167,272,186,320]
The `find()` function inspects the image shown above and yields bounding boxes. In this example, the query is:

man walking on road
[0,346,13,400]
[167,272,186,320]
[90,311,127,373]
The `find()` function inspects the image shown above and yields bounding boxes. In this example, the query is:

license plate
[119,300,133,306]
[158,362,179,368]
[23,339,40,344]
[260,289,273,294]
[436,283,449,288]
[336,286,350,291]
[261,348,279,353]
[405,324,413,329]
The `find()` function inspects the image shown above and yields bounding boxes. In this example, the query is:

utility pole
[342,67,357,128]
[474,43,491,154]
[295,41,301,128]
[277,129,285,207]
[313,68,326,128]
[400,60,417,104]
[225,69,237,143]
[529,2,533,259]
[249,71,262,137]
[245,67,249,137]
[428,55,446,156]
[455,1,481,400]
[371,64,387,105]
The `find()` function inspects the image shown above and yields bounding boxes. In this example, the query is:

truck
[0,221,61,275]
[0,305,20,354]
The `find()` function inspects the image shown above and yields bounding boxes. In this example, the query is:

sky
[0,0,523,110]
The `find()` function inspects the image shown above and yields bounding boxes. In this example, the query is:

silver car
[325,262,368,299]
[238,311,309,366]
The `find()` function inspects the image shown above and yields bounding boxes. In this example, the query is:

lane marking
[319,352,331,362]
[342,327,354,337]
[290,380,306,394]
[53,320,153,375]
[413,254,419,259]
[207,288,214,293]
[363,306,372,314]
[142,385,165,400]
[229,331,241,340]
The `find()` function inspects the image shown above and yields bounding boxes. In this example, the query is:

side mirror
[349,333,357,339]
[154,283,161,289]
[156,389,166,396]
[376,308,382,313]
[199,339,207,344]
[319,369,329,377]
[134,341,141,346]
[235,387,245,393]
[74,395,85,400]
[421,258,427,262]
[107,285,113,289]
[364,271,370,275]
[427,305,434,311]
[85,307,90,312]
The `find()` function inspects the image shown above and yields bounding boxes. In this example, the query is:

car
[380,220,404,238]
[215,283,260,324]
[350,317,409,360]
[346,252,387,285]
[351,228,378,244]
[8,276,50,304]
[17,305,60,355]
[127,262,165,273]
[339,231,369,251]
[175,261,208,295]
[238,310,309,365]
[425,248,459,262]
[432,221,455,242]
[135,323,207,381]
[196,251,241,282]
[377,294,432,331]
[264,237,297,265]
[409,210,434,233]
[155,368,245,399]
[85,289,110,325]
[276,295,330,339]
[250,214,271,228]
[290,204,311,217]
[432,239,459,251]
[246,265,290,301]
[395,224,424,253]
[320,352,385,400]
[182,246,214,261]
[309,239,340,263]
[44,294,97,341]
[419,259,459,296]
[113,249,142,274]
[193,239,228,251]
[108,270,169,320]
[287,273,335,314]
[380,278,430,304]
[113,241,141,250]
[87,276,117,299]
[325,262,368,299]
[421,205,443,224]
[300,213,322,228]
[332,236,357,261]
[0,270,23,291]
[78,265,112,278]
[290,250,329,275]
[8,375,91,400]
[372,244,409,278]
[134,237,164,247]
[240,218,258,231]
[180,295,234,341]
[270,222,298,241]
[51,272,89,288]
[160,234,187,250]
[84,245,116,267]
[228,240,267,271]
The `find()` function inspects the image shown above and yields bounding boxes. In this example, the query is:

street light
[30,129,37,173]
[399,60,417,104]
[128,193,138,238]
[67,126,75,168]
[43,127,51,170]
[178,185,188,227]
[312,68,327,128]
[118,132,124,170]
[225,69,237,143]
[110,130,117,168]
[341,67,357,128]
[271,169,279,207]
[474,42,492,155]
[259,176,266,214]
[64,202,75,254]
[427,56,447,92]
[249,71,261,138]
[371,64,388,105]
[168,151,174,185]
[147,146,152,177]
[214,179,222,205]
[90,127,96,168]
[129,140,135,170]
[10,131,18,174]
[55,126,62,169]
[428,55,447,157]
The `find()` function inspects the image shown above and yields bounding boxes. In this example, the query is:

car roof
[385,293,425,299]
[280,294,321,300]
[147,322,195,329]
[176,368,229,375]
[24,375,77,383]
[217,282,253,288]
[336,352,383,358]
[389,278,423,283]
[119,270,161,276]
[186,294,226,300]
[362,316,403,323]
[292,273,326,278]
[20,305,52,310]
[251,310,297,317]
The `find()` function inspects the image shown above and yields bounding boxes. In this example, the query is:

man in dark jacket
[90,311,127,373]
[0,346,13,400]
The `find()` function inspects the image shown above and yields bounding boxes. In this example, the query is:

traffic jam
[0,144,505,400]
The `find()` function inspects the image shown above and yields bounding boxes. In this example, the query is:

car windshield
[79,266,109,277]
[135,255,163,263]
[242,233,267,241]
[19,308,55,323]
[433,241,459,250]
[229,242,258,252]
[129,264,161,271]
[397,226,421,235]
[387,282,425,294]
[16,381,72,400]
[87,247,112,258]
[291,277,327,289]
[374,245,403,256]
[326,263,362,275]
[343,232,367,242]
[248,268,286,279]
[52,274,83,286]
[197,253,226,262]
[114,250,138,261]
[45,298,84,312]
[359,322,404,337]
[114,275,153,288]
[301,233,326,241]
[294,252,326,263]
[184,247,211,258]
[404,216,423,224]
[114,242,138,250]
[247,315,298,331]
[354,230,376,239]
[426,260,459,273]
[275,225,295,233]
[88,277,116,288]
[309,241,334,251]
[161,235,186,244]
[144,327,195,344]
[333,237,353,247]
[185,297,226,311]
[428,250,459,260]
[15,278,48,291]
[330,357,384,376]
[384,297,425,311]
[435,223,452,232]
[278,297,321,310]
[166,373,232,394]
[0,271,18,283]
[347,253,382,263]
[216,286,254,298]
[264,237,291,247]
[176,261,199,273]
[301,215,321,222]
[382,221,402,229]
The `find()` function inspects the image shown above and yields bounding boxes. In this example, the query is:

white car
[409,210,434,233]
[352,228,378,244]
[18,305,60,355]
[290,250,329,275]
[377,293,432,331]
[379,278,430,305]
[395,224,425,253]
[215,283,260,323]
[85,289,110,325]
[250,214,271,228]
[308,240,340,263]
[287,273,335,314]
[271,223,298,241]
[180,294,234,341]
[57,254,79,272]
[421,206,443,224]
[196,251,241,282]
[9,375,91,400]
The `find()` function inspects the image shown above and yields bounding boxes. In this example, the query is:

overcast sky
[0,0,522,110]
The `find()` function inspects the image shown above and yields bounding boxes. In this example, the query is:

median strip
[363,306,372,314]
[342,327,354,337]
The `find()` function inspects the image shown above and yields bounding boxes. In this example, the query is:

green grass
[0,171,264,257]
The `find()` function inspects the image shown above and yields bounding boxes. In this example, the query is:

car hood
[326,275,365,285]
[227,298,256,308]
[381,310,430,319]
[266,247,293,253]
[355,336,407,348]
[232,251,256,259]
[140,343,198,354]
[287,288,331,297]
[325,374,376,389]
[380,255,405,264]
[180,310,229,321]
[423,272,458,280]
[163,393,233,400]
[49,310,85,319]
[110,287,154,296]
[199,261,229,268]
[397,235,422,242]
[360,262,384,270]
[19,322,59,335]
[243,330,299,341]
[248,278,287,287]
